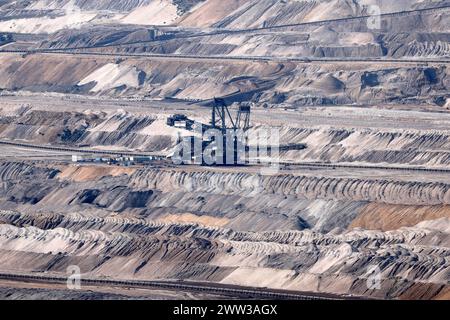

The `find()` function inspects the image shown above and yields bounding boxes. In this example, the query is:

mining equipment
[210,98,252,132]
[199,98,252,166]
[169,98,252,166]
[166,114,194,130]
[236,102,252,131]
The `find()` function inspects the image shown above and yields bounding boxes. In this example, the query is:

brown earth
[349,203,450,231]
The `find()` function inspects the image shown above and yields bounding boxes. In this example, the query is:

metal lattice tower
[211,98,236,132]
[236,103,251,131]
[211,98,252,132]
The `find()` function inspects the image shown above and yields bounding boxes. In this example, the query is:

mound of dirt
[78,63,145,92]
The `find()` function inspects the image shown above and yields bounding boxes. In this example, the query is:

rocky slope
[1,107,450,167]
[0,1,448,108]
[0,54,447,108]
[0,205,448,299]
[2,0,445,31]
[0,0,448,300]
[0,106,448,299]
[0,159,449,232]
[0,0,206,32]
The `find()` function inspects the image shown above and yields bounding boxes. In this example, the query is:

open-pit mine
[0,0,449,301]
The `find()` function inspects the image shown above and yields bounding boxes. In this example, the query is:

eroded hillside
[0,160,448,299]
[0,0,448,300]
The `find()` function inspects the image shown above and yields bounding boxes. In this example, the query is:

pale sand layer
[0,13,97,34]
[122,0,178,26]
[78,63,142,92]
[157,213,230,227]
[58,165,136,182]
